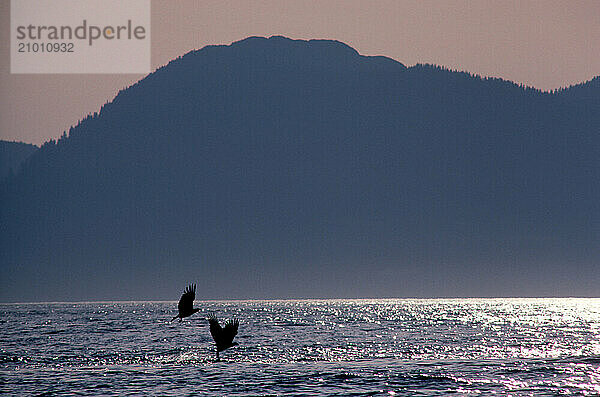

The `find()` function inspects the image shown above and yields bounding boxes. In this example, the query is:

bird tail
[171,314,179,322]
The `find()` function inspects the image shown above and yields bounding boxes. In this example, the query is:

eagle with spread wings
[171,284,200,322]
[208,313,239,360]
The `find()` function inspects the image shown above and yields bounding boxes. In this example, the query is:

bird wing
[208,313,224,344]
[222,318,239,345]
[178,284,196,315]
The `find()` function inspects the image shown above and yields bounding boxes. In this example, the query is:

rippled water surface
[2,299,600,395]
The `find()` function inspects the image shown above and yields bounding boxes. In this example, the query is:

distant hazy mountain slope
[1,36,598,301]
[0,140,38,181]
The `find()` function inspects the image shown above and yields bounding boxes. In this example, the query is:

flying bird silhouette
[208,313,239,360]
[171,284,200,322]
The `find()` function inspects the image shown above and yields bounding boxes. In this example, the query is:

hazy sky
[1,0,599,145]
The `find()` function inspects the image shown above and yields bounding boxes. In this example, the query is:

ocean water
[1,298,599,396]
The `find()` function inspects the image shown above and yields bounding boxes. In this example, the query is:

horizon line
[2,296,599,305]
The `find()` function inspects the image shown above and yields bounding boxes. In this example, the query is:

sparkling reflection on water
[1,298,600,395]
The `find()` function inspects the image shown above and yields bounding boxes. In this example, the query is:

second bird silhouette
[208,313,239,361]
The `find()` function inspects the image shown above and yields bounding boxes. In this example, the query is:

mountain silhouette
[0,140,38,181]
[1,36,598,301]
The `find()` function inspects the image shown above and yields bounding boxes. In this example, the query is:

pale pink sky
[1,0,599,145]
